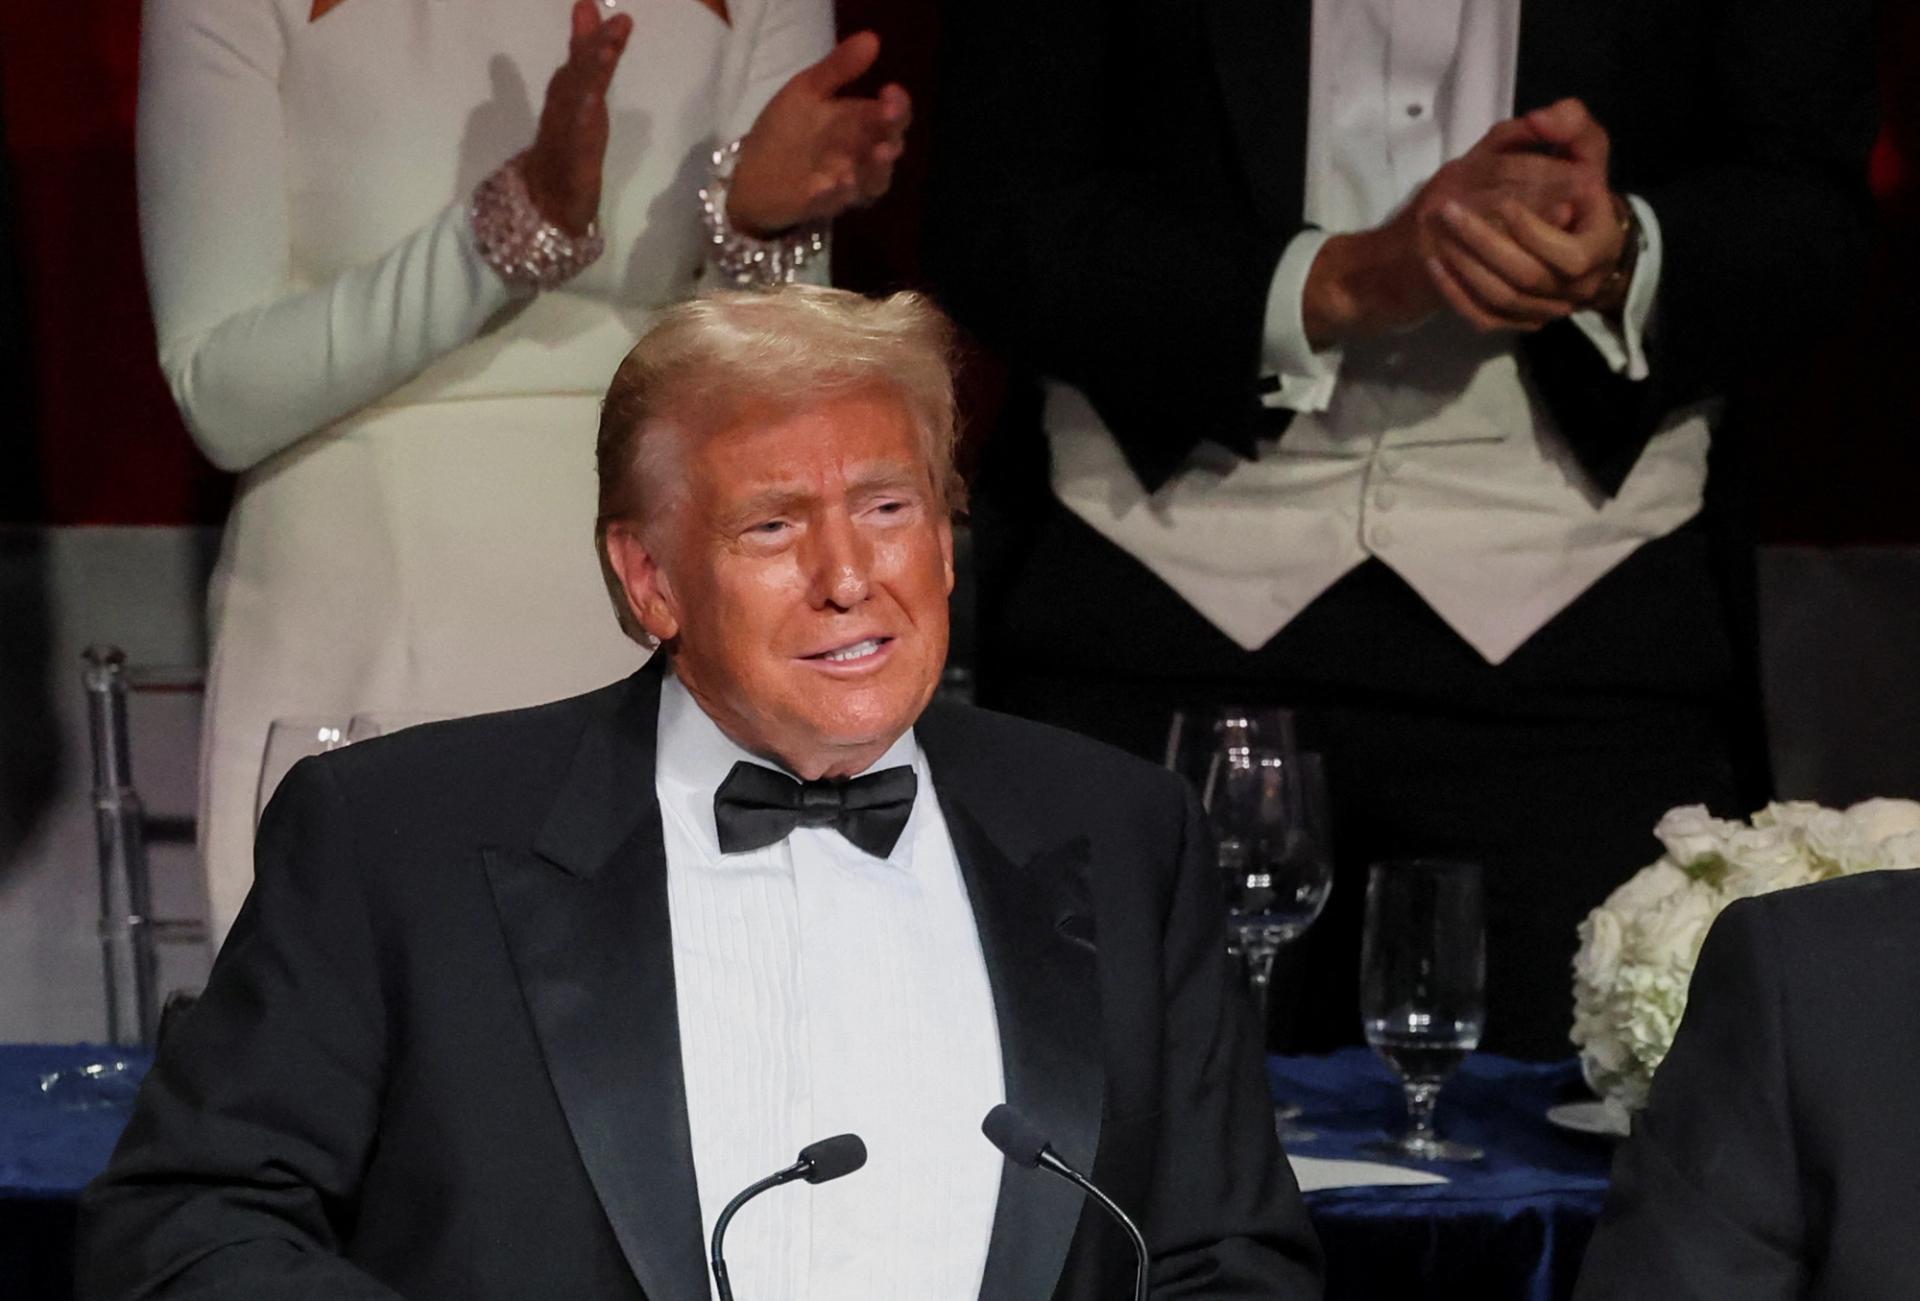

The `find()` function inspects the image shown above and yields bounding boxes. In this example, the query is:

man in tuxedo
[927,0,1878,1057]
[78,286,1322,1300]
[1575,868,1920,1299]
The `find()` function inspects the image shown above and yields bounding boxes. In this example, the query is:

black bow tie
[713,760,919,859]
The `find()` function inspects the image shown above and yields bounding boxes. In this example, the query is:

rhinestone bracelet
[699,137,828,289]
[468,152,605,295]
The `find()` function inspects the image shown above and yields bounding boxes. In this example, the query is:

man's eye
[873,499,908,516]
[748,519,790,537]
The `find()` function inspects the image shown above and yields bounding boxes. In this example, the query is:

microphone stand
[1033,1148,1150,1301]
[982,1105,1149,1301]
[708,1135,866,1301]
[709,1160,807,1301]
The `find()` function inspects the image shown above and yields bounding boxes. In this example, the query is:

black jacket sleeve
[1573,896,1807,1300]
[926,0,1304,492]
[76,757,401,1300]
[1144,781,1325,1297]
[1521,0,1879,496]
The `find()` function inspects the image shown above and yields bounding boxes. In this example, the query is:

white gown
[137,0,830,943]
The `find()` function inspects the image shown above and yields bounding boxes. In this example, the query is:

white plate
[1546,1099,1631,1139]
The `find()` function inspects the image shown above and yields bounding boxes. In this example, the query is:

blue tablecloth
[1273,1048,1613,1301]
[2,1044,1612,1299]
[0,1045,153,1300]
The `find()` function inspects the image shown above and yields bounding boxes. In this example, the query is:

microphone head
[798,1134,867,1184]
[981,1104,1049,1169]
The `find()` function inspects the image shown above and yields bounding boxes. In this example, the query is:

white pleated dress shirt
[1048,0,1714,665]
[655,672,1007,1300]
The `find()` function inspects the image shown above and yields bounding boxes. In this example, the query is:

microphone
[709,1134,866,1301]
[982,1104,1149,1301]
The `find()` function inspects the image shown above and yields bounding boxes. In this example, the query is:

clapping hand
[1306,116,1585,345]
[1424,99,1634,332]
[521,0,635,237]
[726,32,912,237]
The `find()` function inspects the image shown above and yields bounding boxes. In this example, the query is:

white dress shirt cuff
[1260,228,1344,412]
[1569,194,1662,382]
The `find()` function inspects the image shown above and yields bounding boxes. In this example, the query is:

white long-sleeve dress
[138,0,830,943]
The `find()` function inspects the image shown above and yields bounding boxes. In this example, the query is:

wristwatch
[1594,194,1645,311]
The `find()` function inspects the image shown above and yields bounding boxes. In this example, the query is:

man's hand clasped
[1306,98,1635,348]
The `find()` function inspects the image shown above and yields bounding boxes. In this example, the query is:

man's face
[609,387,954,778]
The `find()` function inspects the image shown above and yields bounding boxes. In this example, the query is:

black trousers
[979,502,1758,1060]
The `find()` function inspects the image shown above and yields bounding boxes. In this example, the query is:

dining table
[3,1042,1617,1299]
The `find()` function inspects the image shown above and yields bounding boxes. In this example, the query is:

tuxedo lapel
[484,664,710,1301]
[920,708,1106,1301]
[1204,0,1312,230]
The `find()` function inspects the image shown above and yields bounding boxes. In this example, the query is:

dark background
[2,1,1916,537]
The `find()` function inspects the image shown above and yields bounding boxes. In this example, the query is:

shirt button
[1370,523,1396,549]
[1376,451,1401,475]
[1374,487,1399,511]
[1406,103,1425,118]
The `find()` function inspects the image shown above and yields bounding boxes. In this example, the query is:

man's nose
[808,513,872,611]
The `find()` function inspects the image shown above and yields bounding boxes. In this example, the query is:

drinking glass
[346,711,449,743]
[1359,859,1486,1162]
[1170,708,1332,1140]
[38,1057,144,1111]
[255,717,348,827]
[1165,704,1297,773]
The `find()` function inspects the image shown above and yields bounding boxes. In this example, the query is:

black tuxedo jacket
[78,666,1323,1299]
[928,0,1878,499]
[1575,869,1920,1301]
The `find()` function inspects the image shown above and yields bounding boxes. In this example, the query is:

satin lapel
[1205,0,1312,230]
[483,664,710,1301]
[929,779,1104,1300]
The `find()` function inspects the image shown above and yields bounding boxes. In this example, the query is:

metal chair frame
[81,645,209,1049]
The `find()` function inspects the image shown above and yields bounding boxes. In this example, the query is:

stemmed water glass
[255,717,349,827]
[345,711,450,743]
[1359,859,1487,1162]
[1169,708,1334,1141]
[1165,705,1297,773]
[256,712,453,826]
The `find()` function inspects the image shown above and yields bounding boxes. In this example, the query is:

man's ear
[938,516,956,597]
[605,522,682,644]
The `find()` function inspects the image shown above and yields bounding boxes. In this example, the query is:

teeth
[822,639,882,662]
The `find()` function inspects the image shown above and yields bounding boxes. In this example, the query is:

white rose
[1846,798,1920,846]
[1721,824,1814,896]
[1802,807,1870,871]
[1574,907,1626,991]
[1635,883,1721,971]
[1604,859,1691,915]
[1654,805,1737,869]
[1753,800,1825,832]
[1872,830,1920,872]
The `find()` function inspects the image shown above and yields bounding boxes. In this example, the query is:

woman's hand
[727,32,911,237]
[521,0,635,236]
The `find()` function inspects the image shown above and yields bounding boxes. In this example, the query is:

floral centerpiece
[1572,798,1920,1113]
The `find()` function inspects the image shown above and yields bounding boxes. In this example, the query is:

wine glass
[1165,704,1297,772]
[38,1057,145,1111]
[1359,859,1486,1162]
[1170,708,1332,1141]
[255,717,348,827]
[346,711,450,743]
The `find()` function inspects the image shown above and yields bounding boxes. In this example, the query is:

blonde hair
[594,285,963,644]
